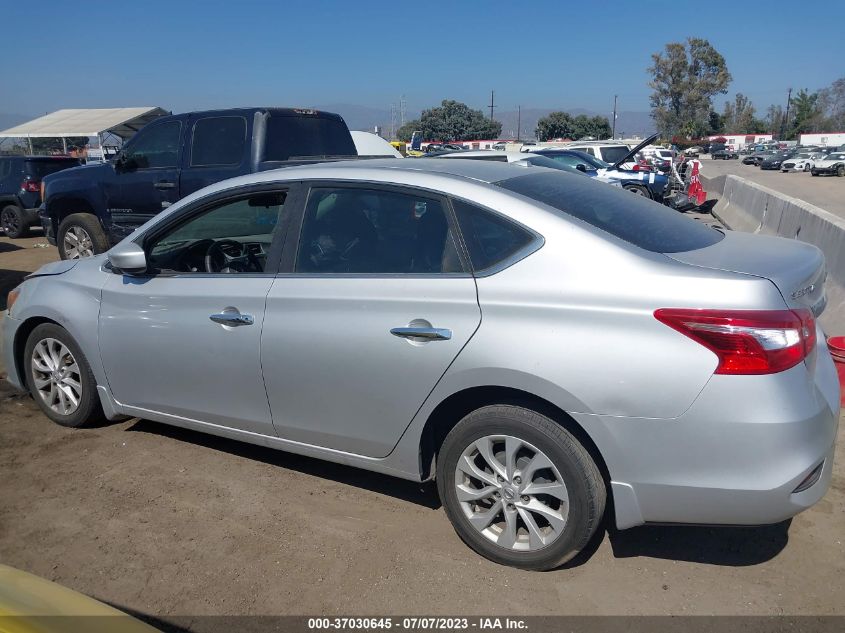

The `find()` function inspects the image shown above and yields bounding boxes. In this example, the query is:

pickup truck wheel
[437,405,606,570]
[1,205,28,239]
[58,213,109,260]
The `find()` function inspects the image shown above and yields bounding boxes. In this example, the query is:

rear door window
[496,171,723,253]
[451,198,535,272]
[264,114,356,161]
[191,116,247,167]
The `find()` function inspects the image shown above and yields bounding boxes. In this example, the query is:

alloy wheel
[63,226,94,259]
[31,338,83,415]
[1,208,19,235]
[454,434,569,552]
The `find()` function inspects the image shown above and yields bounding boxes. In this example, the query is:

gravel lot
[1,232,843,619]
[700,156,845,218]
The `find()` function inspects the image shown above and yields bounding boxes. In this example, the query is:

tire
[1,205,29,239]
[24,323,105,428]
[838,165,845,177]
[57,213,109,260]
[623,184,651,198]
[811,171,819,176]
[804,163,811,172]
[436,405,606,570]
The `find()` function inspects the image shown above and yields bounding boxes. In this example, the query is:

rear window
[496,171,723,254]
[24,159,79,179]
[597,146,630,163]
[263,114,356,161]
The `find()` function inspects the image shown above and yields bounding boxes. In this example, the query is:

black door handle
[154,181,176,190]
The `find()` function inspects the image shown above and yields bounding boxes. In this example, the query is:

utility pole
[780,87,793,140]
[389,103,396,140]
[399,94,407,127]
[489,90,496,120]
[516,105,521,141]
[611,95,618,139]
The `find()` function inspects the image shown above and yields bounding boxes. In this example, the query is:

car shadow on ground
[605,519,791,566]
[126,419,442,509]
[127,419,791,567]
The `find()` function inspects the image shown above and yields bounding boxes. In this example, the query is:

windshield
[496,171,723,253]
[566,150,609,169]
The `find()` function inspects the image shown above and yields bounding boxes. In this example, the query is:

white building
[798,132,845,147]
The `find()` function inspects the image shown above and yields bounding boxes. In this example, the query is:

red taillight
[654,308,816,375]
[21,179,40,193]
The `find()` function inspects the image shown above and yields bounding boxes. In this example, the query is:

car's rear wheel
[838,165,845,177]
[58,213,109,260]
[24,323,105,428]
[1,205,28,239]
[437,405,605,570]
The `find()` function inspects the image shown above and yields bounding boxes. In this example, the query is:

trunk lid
[666,231,827,316]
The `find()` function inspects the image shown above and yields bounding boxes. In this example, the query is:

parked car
[0,155,80,238]
[429,150,622,187]
[810,152,845,176]
[742,151,775,166]
[551,140,634,166]
[8,159,836,570]
[683,146,702,157]
[781,152,823,173]
[760,151,798,170]
[40,107,357,259]
[711,148,739,160]
[531,147,670,199]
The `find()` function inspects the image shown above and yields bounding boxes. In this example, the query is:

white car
[781,152,823,173]
[430,150,622,187]
[810,152,845,177]
[350,131,403,158]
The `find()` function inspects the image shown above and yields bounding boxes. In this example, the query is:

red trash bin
[826,336,845,407]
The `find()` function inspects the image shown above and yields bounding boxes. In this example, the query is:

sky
[2,0,843,119]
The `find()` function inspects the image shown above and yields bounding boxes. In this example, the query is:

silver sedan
[3,159,839,570]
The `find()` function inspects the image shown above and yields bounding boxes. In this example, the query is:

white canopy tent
[0,107,168,155]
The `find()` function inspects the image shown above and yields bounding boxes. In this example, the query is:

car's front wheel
[437,405,606,570]
[623,184,651,198]
[838,165,845,177]
[24,323,105,428]
[1,205,28,239]
[57,213,109,260]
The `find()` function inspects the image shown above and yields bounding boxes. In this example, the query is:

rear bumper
[596,347,840,529]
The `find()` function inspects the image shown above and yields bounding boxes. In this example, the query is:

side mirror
[107,241,147,275]
[576,164,587,172]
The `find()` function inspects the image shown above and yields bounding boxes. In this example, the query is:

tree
[572,114,612,140]
[396,120,421,142]
[787,89,822,138]
[706,110,724,135]
[721,93,757,134]
[766,104,785,137]
[400,100,501,142]
[648,38,732,138]
[817,77,845,130]
[536,112,574,141]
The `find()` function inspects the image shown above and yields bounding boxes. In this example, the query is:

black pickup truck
[41,107,357,259]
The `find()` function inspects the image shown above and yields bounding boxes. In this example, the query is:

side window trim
[285,181,472,277]
[133,182,301,278]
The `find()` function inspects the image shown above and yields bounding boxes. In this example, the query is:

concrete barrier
[710,175,845,333]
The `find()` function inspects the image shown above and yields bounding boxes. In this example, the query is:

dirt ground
[0,232,843,619]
